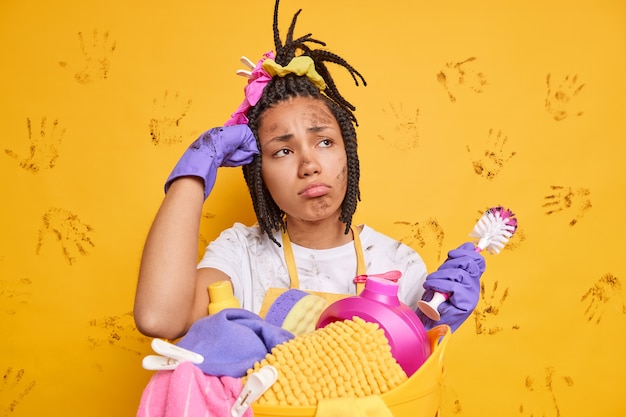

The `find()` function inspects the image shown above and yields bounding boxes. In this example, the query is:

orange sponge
[245,317,408,407]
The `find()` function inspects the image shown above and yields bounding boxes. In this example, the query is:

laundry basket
[251,324,451,417]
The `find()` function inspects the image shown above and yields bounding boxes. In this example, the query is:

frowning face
[257,96,348,225]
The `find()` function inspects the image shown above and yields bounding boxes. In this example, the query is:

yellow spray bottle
[207,280,240,315]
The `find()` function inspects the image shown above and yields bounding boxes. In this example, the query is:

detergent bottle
[316,272,431,376]
[207,280,240,315]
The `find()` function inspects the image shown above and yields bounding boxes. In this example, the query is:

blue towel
[177,308,294,377]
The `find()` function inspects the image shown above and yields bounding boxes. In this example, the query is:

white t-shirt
[198,222,427,314]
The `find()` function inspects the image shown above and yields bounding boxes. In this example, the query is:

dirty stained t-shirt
[197,222,428,315]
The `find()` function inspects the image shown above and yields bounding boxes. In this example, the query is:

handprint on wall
[394,217,445,263]
[437,57,487,103]
[59,29,117,84]
[518,366,574,417]
[0,277,32,315]
[545,73,585,121]
[4,117,65,174]
[467,128,516,180]
[581,273,626,325]
[376,102,420,151]
[473,280,519,335]
[36,207,95,265]
[149,90,193,146]
[87,312,150,356]
[440,384,463,416]
[542,185,592,226]
[0,367,36,417]
[500,226,525,252]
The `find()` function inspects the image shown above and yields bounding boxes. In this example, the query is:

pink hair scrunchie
[224,51,275,126]
[225,52,327,126]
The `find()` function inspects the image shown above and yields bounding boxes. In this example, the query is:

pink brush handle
[417,244,482,321]
[417,291,448,321]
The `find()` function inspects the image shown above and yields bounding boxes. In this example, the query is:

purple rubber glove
[416,242,486,332]
[164,125,258,200]
[177,308,294,377]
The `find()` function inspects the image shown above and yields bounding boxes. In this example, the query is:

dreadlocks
[242,0,366,246]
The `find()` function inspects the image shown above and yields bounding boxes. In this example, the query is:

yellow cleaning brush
[245,317,408,407]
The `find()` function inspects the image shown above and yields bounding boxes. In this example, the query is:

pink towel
[137,361,252,417]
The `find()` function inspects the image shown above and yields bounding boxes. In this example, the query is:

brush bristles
[470,206,517,254]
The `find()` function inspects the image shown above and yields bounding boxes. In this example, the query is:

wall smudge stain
[581,273,626,324]
[149,90,193,146]
[376,102,420,151]
[545,73,585,121]
[437,57,487,102]
[440,385,463,416]
[4,117,65,174]
[473,280,516,335]
[0,277,32,315]
[60,29,117,85]
[467,128,516,180]
[36,207,95,265]
[1,367,36,416]
[394,217,445,262]
[519,366,574,417]
[542,185,592,226]
[87,312,150,356]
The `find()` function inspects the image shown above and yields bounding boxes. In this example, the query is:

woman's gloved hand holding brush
[417,206,517,332]
[416,243,486,332]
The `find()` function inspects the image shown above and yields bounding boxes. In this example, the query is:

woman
[134,0,484,341]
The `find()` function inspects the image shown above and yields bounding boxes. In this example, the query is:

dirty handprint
[36,207,95,265]
[149,90,193,146]
[0,367,36,417]
[545,73,585,121]
[437,57,487,103]
[87,312,150,356]
[394,217,445,263]
[4,117,65,174]
[542,185,592,226]
[519,366,574,417]
[473,280,518,335]
[581,273,626,325]
[376,102,420,151]
[59,29,117,84]
[467,128,516,180]
[0,277,32,315]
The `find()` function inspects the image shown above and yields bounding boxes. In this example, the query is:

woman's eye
[274,148,291,158]
[318,139,332,148]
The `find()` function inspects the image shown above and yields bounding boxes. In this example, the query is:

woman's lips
[299,182,330,198]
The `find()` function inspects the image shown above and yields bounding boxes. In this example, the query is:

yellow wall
[1,0,625,415]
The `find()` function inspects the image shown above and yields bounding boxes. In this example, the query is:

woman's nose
[298,152,321,177]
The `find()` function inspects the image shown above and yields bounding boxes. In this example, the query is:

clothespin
[236,56,256,79]
[142,338,204,371]
[231,366,278,417]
